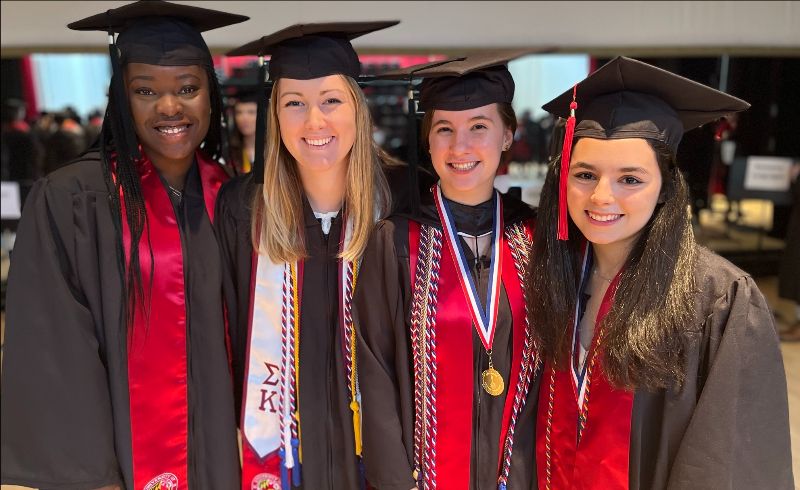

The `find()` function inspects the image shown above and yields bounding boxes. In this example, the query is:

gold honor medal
[481,367,505,396]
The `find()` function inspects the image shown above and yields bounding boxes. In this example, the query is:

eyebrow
[280,88,346,99]
[573,162,650,174]
[128,73,201,83]
[432,115,492,126]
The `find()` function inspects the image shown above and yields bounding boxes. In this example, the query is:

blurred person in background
[84,108,105,149]
[43,107,87,174]
[226,88,259,174]
[1,97,42,183]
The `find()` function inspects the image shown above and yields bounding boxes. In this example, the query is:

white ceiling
[2,1,799,56]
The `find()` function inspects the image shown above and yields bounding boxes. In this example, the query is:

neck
[298,161,347,213]
[243,133,256,160]
[439,181,494,206]
[591,240,633,280]
[147,151,194,190]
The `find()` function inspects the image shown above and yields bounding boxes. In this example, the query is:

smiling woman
[125,63,211,187]
[354,52,540,490]
[275,75,357,212]
[567,138,662,250]
[527,56,792,489]
[0,2,248,489]
[216,21,399,490]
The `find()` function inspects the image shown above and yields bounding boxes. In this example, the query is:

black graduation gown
[779,178,800,302]
[627,247,793,489]
[354,191,540,490]
[1,151,240,490]
[216,173,362,489]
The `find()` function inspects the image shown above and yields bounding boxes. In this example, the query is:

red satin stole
[408,220,528,488]
[121,152,227,490]
[535,277,634,490]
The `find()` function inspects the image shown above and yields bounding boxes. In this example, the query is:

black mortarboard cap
[68,1,248,162]
[223,76,263,104]
[231,86,262,104]
[227,21,400,81]
[542,56,750,240]
[69,0,249,68]
[412,50,538,111]
[227,21,399,184]
[543,56,750,153]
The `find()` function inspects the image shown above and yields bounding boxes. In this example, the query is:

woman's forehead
[572,137,657,166]
[278,75,350,96]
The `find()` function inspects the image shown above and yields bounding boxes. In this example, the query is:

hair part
[251,75,391,264]
[527,138,696,391]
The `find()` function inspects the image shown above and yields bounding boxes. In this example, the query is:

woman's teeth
[587,211,622,222]
[305,137,333,147]
[449,161,479,171]
[157,125,188,135]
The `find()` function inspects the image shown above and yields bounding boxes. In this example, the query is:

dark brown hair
[527,139,696,390]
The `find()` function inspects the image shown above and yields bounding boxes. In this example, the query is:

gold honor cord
[349,261,363,456]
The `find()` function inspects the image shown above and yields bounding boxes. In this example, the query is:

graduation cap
[381,49,538,212]
[223,76,263,104]
[68,0,249,161]
[227,21,400,183]
[542,56,750,240]
[415,49,539,111]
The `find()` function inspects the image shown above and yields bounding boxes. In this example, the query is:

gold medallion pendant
[481,367,505,396]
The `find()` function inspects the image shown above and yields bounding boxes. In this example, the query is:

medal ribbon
[409,218,530,489]
[536,245,634,490]
[433,185,504,352]
[571,246,593,409]
[123,152,227,490]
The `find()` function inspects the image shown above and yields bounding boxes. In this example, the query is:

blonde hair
[251,75,391,263]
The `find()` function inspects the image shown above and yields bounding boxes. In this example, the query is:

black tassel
[406,81,420,214]
[107,31,140,160]
[253,57,268,184]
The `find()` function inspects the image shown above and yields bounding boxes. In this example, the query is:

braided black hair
[100,63,223,334]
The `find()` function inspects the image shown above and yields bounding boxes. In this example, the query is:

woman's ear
[503,127,514,151]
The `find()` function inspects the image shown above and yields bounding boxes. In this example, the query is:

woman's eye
[621,176,643,185]
[179,85,198,95]
[284,100,303,108]
[472,123,488,130]
[324,97,343,105]
[435,127,452,134]
[574,172,595,180]
[134,88,154,96]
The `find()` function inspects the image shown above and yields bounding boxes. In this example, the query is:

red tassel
[557,85,578,241]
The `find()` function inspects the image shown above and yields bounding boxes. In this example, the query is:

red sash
[408,220,528,488]
[535,277,634,490]
[121,152,227,490]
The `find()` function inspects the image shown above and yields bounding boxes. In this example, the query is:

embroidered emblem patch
[251,473,281,490]
[143,472,179,490]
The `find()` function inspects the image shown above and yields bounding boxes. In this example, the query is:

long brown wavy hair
[527,139,697,390]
